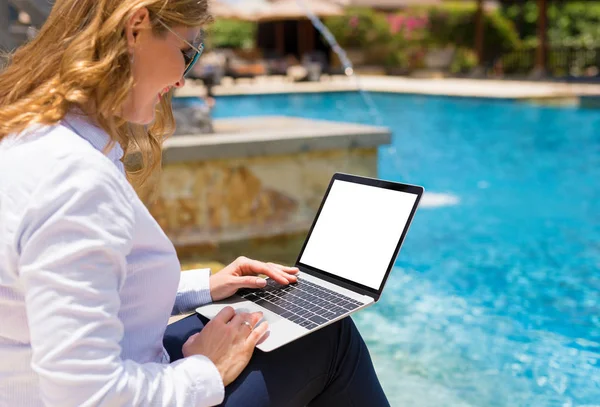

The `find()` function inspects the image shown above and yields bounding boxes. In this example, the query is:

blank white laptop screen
[299,179,418,290]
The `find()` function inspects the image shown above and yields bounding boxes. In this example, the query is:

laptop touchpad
[234,303,281,325]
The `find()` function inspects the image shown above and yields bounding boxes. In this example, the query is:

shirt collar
[62,110,124,165]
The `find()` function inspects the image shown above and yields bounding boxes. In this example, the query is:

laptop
[195,173,424,352]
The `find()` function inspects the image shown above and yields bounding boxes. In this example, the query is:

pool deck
[176,75,600,101]
[163,116,390,164]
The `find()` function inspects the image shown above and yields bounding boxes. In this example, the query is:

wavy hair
[0,0,212,189]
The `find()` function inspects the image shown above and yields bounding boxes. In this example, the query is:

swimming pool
[184,92,600,406]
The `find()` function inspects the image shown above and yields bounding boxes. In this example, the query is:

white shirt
[0,111,225,406]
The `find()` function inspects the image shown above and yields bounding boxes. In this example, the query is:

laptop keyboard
[237,279,363,330]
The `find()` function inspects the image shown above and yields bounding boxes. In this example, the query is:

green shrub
[502,1,600,47]
[325,7,392,48]
[376,35,407,68]
[208,19,256,49]
[384,47,429,75]
[385,50,410,69]
[427,4,520,62]
[450,47,478,74]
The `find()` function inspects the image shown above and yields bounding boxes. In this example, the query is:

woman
[0,1,390,406]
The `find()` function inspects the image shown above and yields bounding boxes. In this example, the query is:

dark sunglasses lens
[184,49,201,76]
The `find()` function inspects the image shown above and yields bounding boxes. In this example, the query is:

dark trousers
[164,314,390,407]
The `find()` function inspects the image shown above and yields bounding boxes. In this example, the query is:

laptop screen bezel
[294,173,424,301]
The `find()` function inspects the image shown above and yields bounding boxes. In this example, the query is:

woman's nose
[174,78,186,89]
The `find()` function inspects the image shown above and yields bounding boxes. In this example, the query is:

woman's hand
[209,256,299,302]
[182,307,268,386]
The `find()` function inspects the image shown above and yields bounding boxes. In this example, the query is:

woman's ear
[125,7,151,49]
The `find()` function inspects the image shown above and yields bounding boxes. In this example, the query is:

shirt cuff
[173,268,213,315]
[171,354,225,406]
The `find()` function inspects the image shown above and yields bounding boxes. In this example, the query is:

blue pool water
[183,92,600,406]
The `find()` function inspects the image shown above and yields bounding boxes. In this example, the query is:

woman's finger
[264,262,297,283]
[268,262,300,274]
[236,276,267,289]
[213,306,236,325]
[267,263,298,283]
[249,311,263,326]
[247,321,270,346]
[239,258,295,285]
[266,262,297,283]
[230,312,252,329]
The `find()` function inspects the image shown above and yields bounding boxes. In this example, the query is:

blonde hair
[0,0,212,189]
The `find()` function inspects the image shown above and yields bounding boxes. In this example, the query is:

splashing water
[295,0,384,126]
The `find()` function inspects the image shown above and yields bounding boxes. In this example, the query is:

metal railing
[499,46,600,78]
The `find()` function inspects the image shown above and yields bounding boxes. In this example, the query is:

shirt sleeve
[173,268,213,315]
[16,159,224,407]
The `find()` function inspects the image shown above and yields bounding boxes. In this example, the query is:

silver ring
[242,321,253,331]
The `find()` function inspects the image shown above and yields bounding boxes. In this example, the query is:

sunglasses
[157,19,204,77]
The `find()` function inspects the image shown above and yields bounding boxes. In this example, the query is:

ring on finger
[242,320,253,331]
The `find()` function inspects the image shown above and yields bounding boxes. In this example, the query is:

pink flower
[406,17,417,30]
[387,15,405,34]
[349,16,359,28]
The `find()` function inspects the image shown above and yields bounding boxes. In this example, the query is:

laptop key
[281,304,297,313]
[258,300,286,317]
[322,311,336,320]
[299,320,312,328]
[305,322,318,330]
[289,314,304,323]
[304,304,323,313]
[295,309,311,318]
[288,297,304,306]
[280,311,294,319]
[339,305,356,313]
[247,294,262,302]
[302,311,316,319]
[308,315,327,325]
[278,300,293,309]
[328,302,344,310]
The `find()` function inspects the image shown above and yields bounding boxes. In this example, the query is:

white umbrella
[255,0,343,22]
[332,0,441,7]
[209,0,262,21]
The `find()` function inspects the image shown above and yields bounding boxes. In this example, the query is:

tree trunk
[534,0,548,75]
[475,0,485,67]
